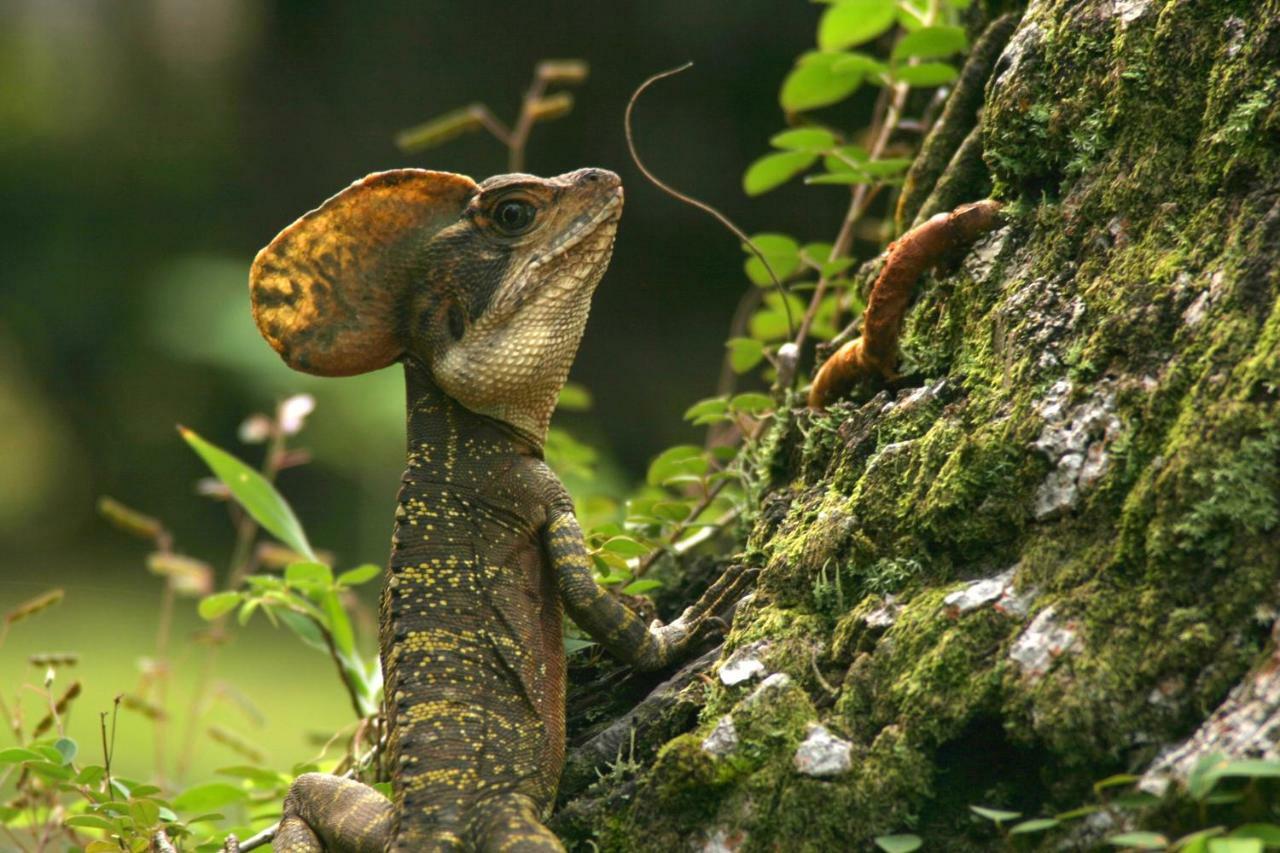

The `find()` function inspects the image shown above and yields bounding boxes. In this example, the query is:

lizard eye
[492,199,536,235]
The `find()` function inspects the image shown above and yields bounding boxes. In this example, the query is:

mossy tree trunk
[557,0,1280,848]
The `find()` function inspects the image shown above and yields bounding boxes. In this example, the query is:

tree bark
[556,0,1280,848]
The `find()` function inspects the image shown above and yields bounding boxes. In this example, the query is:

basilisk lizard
[249,167,745,851]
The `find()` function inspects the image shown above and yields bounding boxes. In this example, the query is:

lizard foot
[647,564,760,663]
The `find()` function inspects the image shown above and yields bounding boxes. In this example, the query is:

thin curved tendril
[625,62,794,340]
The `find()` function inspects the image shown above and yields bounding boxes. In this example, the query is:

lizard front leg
[272,773,392,853]
[545,509,744,671]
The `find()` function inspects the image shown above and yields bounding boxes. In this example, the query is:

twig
[633,479,732,578]
[508,73,549,172]
[100,696,119,798]
[179,424,288,777]
[785,80,911,388]
[625,63,794,339]
[312,612,366,721]
[785,0,950,390]
[233,825,276,852]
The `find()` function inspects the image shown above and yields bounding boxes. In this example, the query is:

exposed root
[808,199,1003,409]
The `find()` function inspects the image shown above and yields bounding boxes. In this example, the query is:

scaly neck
[401,358,541,486]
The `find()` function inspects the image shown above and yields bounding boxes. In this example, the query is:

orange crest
[250,169,477,376]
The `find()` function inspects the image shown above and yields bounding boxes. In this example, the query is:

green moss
[562,1,1280,845]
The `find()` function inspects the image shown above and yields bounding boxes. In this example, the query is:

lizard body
[250,167,736,851]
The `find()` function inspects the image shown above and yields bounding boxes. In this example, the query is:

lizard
[248,166,748,852]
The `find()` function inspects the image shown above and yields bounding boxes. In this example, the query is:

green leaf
[86,842,122,853]
[1108,832,1169,849]
[285,561,333,590]
[729,392,774,415]
[1109,791,1161,810]
[1207,840,1262,853]
[276,608,329,654]
[238,598,259,626]
[1010,818,1060,835]
[892,25,968,60]
[823,144,870,174]
[1093,773,1141,793]
[893,62,959,87]
[684,396,730,424]
[198,592,242,621]
[1188,752,1228,800]
[725,338,764,375]
[653,501,693,522]
[622,579,663,595]
[874,836,922,853]
[25,759,72,781]
[808,156,911,186]
[860,158,913,177]
[1215,759,1280,779]
[65,815,119,831]
[831,52,889,76]
[337,564,381,586]
[749,291,804,342]
[131,798,160,829]
[0,747,43,765]
[75,764,106,786]
[770,128,837,151]
[601,536,649,558]
[743,151,816,196]
[321,591,355,657]
[557,382,594,412]
[53,737,76,765]
[216,765,285,789]
[970,805,1021,823]
[563,636,596,655]
[171,782,248,813]
[646,445,707,487]
[181,427,315,559]
[1171,829,1225,851]
[780,53,866,112]
[1230,825,1280,845]
[807,172,873,186]
[818,0,898,49]
[743,233,801,284]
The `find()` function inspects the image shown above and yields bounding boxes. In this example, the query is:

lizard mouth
[523,186,623,276]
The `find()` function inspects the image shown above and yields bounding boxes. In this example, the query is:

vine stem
[632,478,731,578]
[508,72,549,172]
[625,63,794,339]
[177,423,286,778]
[786,0,943,387]
[787,80,910,379]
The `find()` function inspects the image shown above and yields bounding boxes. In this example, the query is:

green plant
[1,396,385,850]
[963,758,1280,851]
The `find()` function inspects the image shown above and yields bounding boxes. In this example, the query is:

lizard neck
[401,357,542,479]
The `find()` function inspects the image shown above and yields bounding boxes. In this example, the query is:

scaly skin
[251,167,740,851]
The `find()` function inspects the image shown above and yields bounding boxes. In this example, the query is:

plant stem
[508,73,549,172]
[790,80,910,367]
[178,426,286,778]
[633,478,732,578]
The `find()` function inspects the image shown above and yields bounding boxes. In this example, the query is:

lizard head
[250,167,623,444]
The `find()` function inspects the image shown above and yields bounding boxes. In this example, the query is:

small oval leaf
[818,0,898,50]
[743,151,817,196]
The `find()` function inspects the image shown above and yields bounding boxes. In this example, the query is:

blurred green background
[0,1,862,784]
